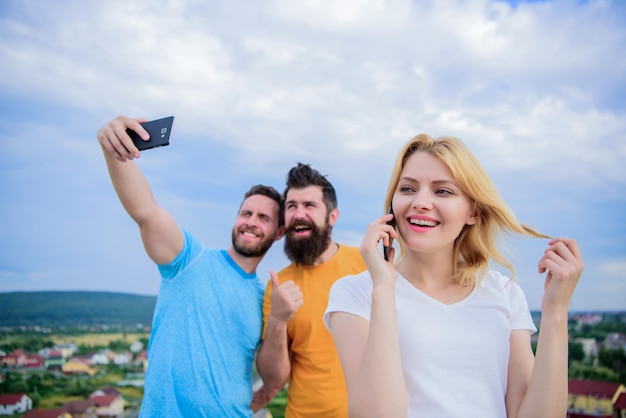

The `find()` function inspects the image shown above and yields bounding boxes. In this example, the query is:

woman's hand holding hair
[513,237,584,418]
[537,237,584,315]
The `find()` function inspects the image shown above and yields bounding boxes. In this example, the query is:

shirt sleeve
[157,229,202,280]
[507,279,538,334]
[324,271,373,332]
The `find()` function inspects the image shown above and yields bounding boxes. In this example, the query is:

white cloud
[599,259,626,279]
[0,0,624,308]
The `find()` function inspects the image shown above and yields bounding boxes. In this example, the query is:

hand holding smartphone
[383,205,395,261]
[126,116,175,151]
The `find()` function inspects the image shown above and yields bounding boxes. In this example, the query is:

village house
[88,350,110,366]
[112,351,133,366]
[56,343,78,359]
[89,386,121,399]
[59,399,97,418]
[0,392,33,415]
[571,313,604,331]
[43,349,65,370]
[568,379,626,417]
[574,338,599,363]
[0,349,27,368]
[62,358,96,376]
[604,333,626,351]
[134,350,148,372]
[23,408,72,418]
[90,395,125,417]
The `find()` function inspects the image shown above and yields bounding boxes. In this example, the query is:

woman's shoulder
[332,270,372,292]
[482,269,510,285]
[480,269,526,299]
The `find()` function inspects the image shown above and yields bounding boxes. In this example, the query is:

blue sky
[0,0,624,311]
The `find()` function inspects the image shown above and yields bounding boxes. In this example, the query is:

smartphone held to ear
[383,205,395,261]
[127,116,175,151]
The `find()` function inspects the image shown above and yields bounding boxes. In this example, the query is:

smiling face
[392,151,478,255]
[283,185,338,265]
[231,194,283,258]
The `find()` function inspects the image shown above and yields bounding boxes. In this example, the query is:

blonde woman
[324,134,583,418]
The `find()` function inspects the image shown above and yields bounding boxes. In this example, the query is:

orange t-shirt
[262,245,367,418]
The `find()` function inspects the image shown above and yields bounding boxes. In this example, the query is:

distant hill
[0,291,157,327]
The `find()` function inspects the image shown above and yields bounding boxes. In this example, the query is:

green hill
[0,291,157,327]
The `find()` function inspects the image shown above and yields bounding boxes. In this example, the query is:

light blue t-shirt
[139,230,265,418]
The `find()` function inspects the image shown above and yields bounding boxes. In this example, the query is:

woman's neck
[397,259,452,288]
[396,250,474,305]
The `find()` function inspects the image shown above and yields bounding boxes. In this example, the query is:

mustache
[238,226,261,237]
[286,220,315,232]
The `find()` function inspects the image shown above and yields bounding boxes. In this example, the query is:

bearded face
[284,214,332,266]
[231,224,277,258]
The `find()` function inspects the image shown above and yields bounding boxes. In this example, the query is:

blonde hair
[384,134,551,287]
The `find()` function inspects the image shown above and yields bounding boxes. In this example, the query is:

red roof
[60,399,95,413]
[23,408,65,418]
[0,392,28,405]
[24,355,45,368]
[615,392,626,409]
[90,386,121,397]
[90,395,117,407]
[568,379,621,399]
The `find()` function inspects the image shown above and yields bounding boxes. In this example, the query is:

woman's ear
[466,204,481,225]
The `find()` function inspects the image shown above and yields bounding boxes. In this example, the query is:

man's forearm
[102,145,158,224]
[256,316,292,392]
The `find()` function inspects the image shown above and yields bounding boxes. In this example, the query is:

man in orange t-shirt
[256,163,366,417]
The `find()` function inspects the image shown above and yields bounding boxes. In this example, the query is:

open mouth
[240,228,260,239]
[409,218,439,227]
[293,225,311,236]
[289,222,314,237]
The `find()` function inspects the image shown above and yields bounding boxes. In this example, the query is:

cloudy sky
[0,0,624,311]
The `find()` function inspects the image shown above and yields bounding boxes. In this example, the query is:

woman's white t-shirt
[324,270,537,418]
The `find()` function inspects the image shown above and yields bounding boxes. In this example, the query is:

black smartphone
[126,116,175,151]
[383,205,395,261]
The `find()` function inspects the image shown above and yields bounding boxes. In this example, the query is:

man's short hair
[244,184,285,228]
[284,163,337,212]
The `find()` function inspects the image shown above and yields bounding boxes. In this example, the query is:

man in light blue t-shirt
[97,115,287,417]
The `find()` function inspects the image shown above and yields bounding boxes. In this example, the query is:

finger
[550,237,584,265]
[538,258,558,275]
[284,284,302,301]
[99,124,130,162]
[125,118,150,140]
[389,246,396,263]
[113,121,143,159]
[540,239,583,277]
[99,120,136,161]
[97,127,123,161]
[109,116,149,160]
[270,270,280,288]
[538,251,564,275]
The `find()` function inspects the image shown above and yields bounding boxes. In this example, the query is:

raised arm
[97,115,183,265]
[255,271,302,400]
[507,237,584,418]
[329,214,406,418]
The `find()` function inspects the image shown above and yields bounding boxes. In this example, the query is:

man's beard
[284,218,332,266]
[231,227,275,258]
